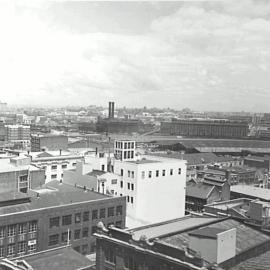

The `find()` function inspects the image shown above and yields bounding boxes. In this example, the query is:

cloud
[0,1,270,112]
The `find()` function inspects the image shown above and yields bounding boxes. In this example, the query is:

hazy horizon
[1,1,270,112]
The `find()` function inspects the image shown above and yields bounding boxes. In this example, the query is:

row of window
[115,141,135,149]
[141,168,182,179]
[0,242,36,258]
[50,206,123,228]
[44,163,76,171]
[49,221,122,246]
[127,196,134,204]
[0,221,37,238]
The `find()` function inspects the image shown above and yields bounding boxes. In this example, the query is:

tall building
[0,180,126,258]
[107,140,187,228]
[6,125,30,142]
[31,134,68,152]
[161,119,249,138]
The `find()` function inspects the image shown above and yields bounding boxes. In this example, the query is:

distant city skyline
[1,1,270,112]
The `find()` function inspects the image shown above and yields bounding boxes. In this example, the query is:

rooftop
[128,215,219,241]
[159,218,270,254]
[229,249,270,270]
[0,181,109,216]
[0,158,40,173]
[188,227,227,239]
[231,185,270,201]
[13,246,94,270]
[186,182,215,199]
[127,159,159,164]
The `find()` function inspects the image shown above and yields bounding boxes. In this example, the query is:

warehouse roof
[186,182,216,199]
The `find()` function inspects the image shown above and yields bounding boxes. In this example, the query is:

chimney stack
[108,101,115,119]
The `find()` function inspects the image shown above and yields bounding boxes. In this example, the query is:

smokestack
[111,102,115,118]
[108,102,112,118]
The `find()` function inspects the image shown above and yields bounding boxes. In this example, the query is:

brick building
[161,119,249,138]
[0,181,126,258]
[31,134,68,152]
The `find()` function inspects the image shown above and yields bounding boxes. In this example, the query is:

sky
[0,0,270,111]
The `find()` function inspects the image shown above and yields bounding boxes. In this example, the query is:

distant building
[31,134,68,152]
[244,155,270,171]
[6,125,30,142]
[0,180,126,258]
[161,119,249,138]
[0,156,45,193]
[95,215,270,270]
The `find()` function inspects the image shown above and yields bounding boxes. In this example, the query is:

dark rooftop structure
[186,182,215,200]
[188,227,227,239]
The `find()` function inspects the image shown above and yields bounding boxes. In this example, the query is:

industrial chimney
[108,101,115,119]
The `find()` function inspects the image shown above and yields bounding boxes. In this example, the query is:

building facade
[5,125,30,142]
[31,134,68,152]
[161,119,249,138]
[0,181,126,259]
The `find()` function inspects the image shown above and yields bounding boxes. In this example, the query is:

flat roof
[159,218,270,255]
[186,182,215,199]
[127,159,159,164]
[128,215,219,241]
[15,246,94,270]
[0,181,110,216]
[188,227,227,239]
[231,185,270,201]
[0,158,40,173]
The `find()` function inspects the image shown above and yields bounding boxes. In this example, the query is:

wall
[217,229,236,264]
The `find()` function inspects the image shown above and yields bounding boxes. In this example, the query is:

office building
[0,180,126,258]
[6,125,30,142]
[161,119,249,138]
[31,134,68,152]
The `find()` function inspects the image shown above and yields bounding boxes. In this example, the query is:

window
[62,215,72,226]
[127,183,130,190]
[162,170,166,176]
[178,168,182,175]
[131,197,134,204]
[83,211,89,222]
[111,179,117,185]
[82,227,89,238]
[75,213,81,224]
[120,169,123,176]
[91,226,97,235]
[82,244,88,255]
[116,205,123,216]
[61,231,71,243]
[131,171,134,178]
[0,246,4,258]
[29,221,37,232]
[101,164,105,171]
[148,171,152,178]
[108,207,114,217]
[7,244,15,256]
[127,196,130,203]
[18,241,26,254]
[49,217,60,228]
[62,164,67,169]
[156,170,159,177]
[49,234,59,246]
[170,169,173,175]
[18,223,27,235]
[99,208,106,218]
[7,225,16,237]
[0,227,5,239]
[72,162,77,166]
[131,183,134,191]
[116,221,122,228]
[92,210,98,220]
[51,174,57,179]
[120,181,123,188]
[28,242,36,253]
[141,171,145,179]
[19,175,28,183]
[105,248,116,264]
[74,229,81,240]
[51,165,57,170]
[128,170,131,177]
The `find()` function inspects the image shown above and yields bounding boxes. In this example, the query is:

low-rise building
[31,134,68,152]
[0,180,126,258]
